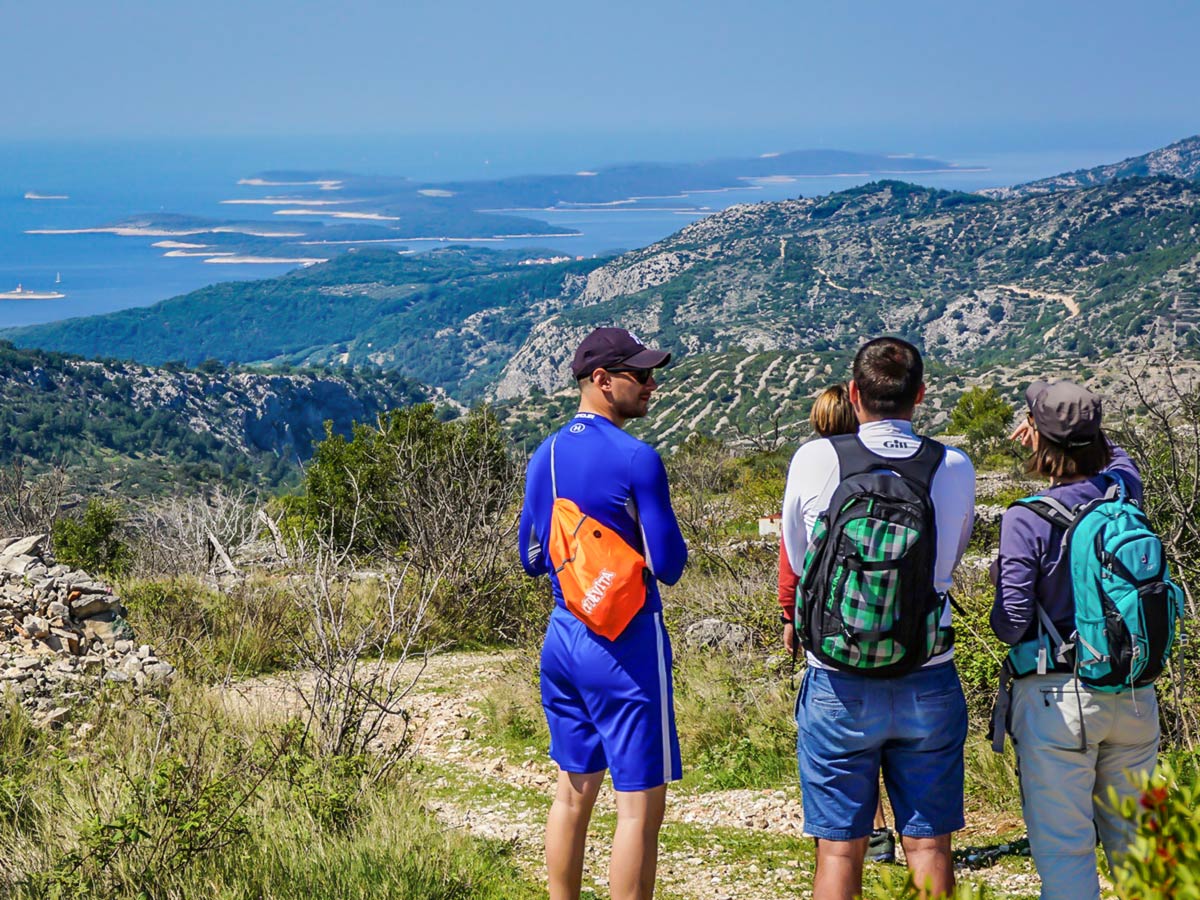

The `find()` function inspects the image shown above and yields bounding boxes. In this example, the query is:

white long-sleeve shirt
[781,418,976,669]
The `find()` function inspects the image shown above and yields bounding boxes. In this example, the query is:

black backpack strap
[830,433,946,491]
[1012,495,1077,532]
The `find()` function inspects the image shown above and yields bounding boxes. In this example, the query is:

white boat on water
[0,283,66,300]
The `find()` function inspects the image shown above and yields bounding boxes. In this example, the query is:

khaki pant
[1010,673,1159,900]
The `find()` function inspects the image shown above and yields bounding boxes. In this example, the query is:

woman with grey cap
[989,380,1159,900]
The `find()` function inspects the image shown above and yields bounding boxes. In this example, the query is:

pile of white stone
[0,534,175,726]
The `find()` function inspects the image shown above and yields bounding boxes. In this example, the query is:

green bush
[948,570,1009,728]
[945,387,1016,466]
[1111,762,1200,898]
[672,652,796,790]
[51,498,130,576]
[303,403,516,559]
[300,404,528,648]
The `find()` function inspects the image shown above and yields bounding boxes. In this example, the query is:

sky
[2,0,1198,152]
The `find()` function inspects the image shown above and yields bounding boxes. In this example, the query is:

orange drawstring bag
[547,434,647,640]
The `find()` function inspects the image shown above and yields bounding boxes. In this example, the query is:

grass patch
[416,758,553,813]
[475,653,550,759]
[477,647,797,792]
[121,575,299,681]
[0,681,541,900]
[673,651,796,792]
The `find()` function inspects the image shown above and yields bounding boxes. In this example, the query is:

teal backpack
[1007,475,1183,691]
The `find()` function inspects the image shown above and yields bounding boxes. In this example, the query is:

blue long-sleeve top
[990,444,1143,646]
[519,412,688,613]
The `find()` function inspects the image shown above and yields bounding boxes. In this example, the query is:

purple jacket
[990,445,1143,646]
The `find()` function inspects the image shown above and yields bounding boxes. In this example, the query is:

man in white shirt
[781,337,975,900]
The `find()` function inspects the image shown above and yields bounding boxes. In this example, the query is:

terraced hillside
[498,344,1198,452]
[495,177,1200,404]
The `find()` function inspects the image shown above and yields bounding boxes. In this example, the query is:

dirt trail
[813,266,887,298]
[998,283,1081,316]
[220,652,1043,899]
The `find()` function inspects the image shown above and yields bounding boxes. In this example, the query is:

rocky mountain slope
[0,342,435,490]
[980,134,1200,198]
[493,177,1200,406]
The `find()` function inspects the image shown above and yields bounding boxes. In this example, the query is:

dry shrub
[126,487,264,579]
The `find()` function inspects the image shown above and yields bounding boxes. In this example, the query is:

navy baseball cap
[571,327,671,379]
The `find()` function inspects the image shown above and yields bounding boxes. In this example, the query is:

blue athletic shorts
[540,605,682,791]
[795,661,967,840]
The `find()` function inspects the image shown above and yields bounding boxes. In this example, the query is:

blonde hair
[811,384,858,437]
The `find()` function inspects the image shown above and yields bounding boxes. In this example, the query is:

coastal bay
[0,137,1143,328]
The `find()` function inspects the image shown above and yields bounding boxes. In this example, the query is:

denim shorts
[795,662,968,840]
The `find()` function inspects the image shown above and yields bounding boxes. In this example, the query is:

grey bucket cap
[1026,379,1102,448]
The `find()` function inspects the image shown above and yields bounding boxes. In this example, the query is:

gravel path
[222,651,1048,899]
[397,652,1046,899]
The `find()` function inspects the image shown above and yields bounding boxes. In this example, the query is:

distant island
[25,148,965,262]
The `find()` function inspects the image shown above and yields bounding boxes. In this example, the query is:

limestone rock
[682,618,753,652]
[21,616,50,640]
[83,615,135,647]
[0,534,177,722]
[0,535,46,564]
[70,593,120,619]
[142,661,176,686]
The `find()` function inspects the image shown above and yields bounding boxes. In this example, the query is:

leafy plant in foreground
[1110,762,1200,898]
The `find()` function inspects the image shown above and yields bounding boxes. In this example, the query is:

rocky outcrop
[0,534,174,727]
[490,320,595,401]
[682,618,753,653]
[0,356,432,465]
[579,250,700,305]
[980,134,1200,199]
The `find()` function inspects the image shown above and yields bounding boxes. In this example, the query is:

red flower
[1140,785,1169,809]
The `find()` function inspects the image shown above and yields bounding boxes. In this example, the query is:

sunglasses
[606,367,654,385]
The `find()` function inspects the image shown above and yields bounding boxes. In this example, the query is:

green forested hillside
[0,342,431,492]
[8,248,605,403]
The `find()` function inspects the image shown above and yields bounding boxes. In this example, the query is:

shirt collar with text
[857,419,916,439]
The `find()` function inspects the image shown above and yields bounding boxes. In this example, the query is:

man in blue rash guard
[519,327,688,900]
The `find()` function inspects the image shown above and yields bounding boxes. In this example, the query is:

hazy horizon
[3,1,1196,144]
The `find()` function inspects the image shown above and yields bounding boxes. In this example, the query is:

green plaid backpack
[798,434,950,677]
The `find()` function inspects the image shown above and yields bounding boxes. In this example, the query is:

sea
[0,134,1153,329]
